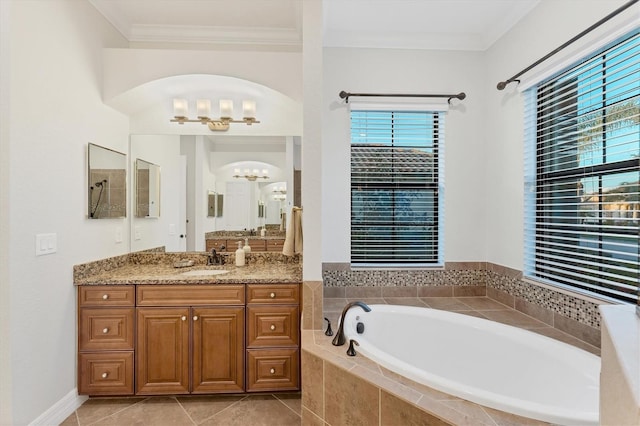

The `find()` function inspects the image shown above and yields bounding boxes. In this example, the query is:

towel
[282,207,303,256]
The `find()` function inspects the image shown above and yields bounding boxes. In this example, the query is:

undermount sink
[180,269,229,277]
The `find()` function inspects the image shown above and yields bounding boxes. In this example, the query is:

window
[525,30,640,303]
[350,110,443,266]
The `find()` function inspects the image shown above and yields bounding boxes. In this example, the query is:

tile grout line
[83,397,150,426]
[173,396,198,425]
[188,394,250,425]
[272,393,303,419]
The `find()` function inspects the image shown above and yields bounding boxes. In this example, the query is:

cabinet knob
[102,327,109,334]
[269,292,276,298]
[101,372,108,379]
[270,324,276,331]
[270,368,275,374]
[193,315,199,321]
[102,294,109,300]
[181,316,187,321]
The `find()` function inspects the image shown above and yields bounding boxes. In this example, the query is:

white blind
[350,110,444,266]
[524,30,640,303]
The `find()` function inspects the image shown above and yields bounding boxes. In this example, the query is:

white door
[177,156,188,251]
[225,181,250,231]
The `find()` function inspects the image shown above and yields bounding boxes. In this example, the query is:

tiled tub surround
[322,262,603,347]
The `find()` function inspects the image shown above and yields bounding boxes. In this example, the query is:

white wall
[483,0,630,270]
[130,134,184,252]
[322,47,487,264]
[2,0,129,424]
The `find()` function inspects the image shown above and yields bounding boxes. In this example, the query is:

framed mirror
[88,143,127,219]
[135,158,161,218]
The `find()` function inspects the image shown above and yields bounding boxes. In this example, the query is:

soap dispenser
[235,241,245,267]
[243,238,251,255]
[260,227,266,237]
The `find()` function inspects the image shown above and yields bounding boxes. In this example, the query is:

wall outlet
[115,226,123,243]
[35,233,57,256]
[134,226,141,241]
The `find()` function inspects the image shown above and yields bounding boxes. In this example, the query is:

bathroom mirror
[88,143,127,219]
[129,135,301,251]
[135,158,161,218]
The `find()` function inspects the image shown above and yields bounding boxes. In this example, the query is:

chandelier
[233,168,269,181]
[170,99,260,132]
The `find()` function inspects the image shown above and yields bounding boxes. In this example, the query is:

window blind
[524,30,640,303]
[350,110,443,266]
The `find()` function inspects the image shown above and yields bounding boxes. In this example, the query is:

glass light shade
[219,100,233,118]
[252,169,259,174]
[242,100,256,118]
[244,169,250,174]
[196,99,211,118]
[173,99,188,117]
[233,168,240,174]
[262,169,268,175]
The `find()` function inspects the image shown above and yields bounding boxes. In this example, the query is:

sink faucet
[332,301,371,346]
[207,246,225,265]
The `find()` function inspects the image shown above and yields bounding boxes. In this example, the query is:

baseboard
[29,388,87,426]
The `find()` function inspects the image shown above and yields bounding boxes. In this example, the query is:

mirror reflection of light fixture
[273,186,287,200]
[170,98,260,132]
[233,168,269,181]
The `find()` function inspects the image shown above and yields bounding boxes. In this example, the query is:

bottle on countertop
[260,227,266,237]
[235,241,245,267]
[243,238,251,254]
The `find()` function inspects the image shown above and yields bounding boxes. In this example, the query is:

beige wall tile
[418,286,453,297]
[553,313,601,348]
[381,390,452,426]
[514,297,554,326]
[382,286,418,297]
[453,286,486,297]
[301,350,324,418]
[324,362,379,426]
[487,287,515,308]
[345,286,382,298]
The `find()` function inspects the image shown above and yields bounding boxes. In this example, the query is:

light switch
[35,233,57,256]
[115,226,123,243]
[134,226,141,241]
[168,224,176,235]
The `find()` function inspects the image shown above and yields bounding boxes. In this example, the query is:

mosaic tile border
[321,262,603,331]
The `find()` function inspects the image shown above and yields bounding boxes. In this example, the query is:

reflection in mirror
[129,135,301,251]
[135,158,161,218]
[207,191,223,217]
[88,143,127,219]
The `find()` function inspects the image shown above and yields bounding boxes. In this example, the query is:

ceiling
[89,0,540,51]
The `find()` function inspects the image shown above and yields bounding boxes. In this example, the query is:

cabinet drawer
[247,306,299,347]
[79,286,134,307]
[79,308,134,351]
[137,285,245,306]
[246,284,299,304]
[265,239,285,252]
[78,352,134,395]
[246,348,299,392]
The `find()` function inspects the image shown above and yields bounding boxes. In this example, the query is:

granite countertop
[74,251,302,286]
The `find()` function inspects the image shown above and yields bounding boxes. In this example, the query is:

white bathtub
[342,304,600,426]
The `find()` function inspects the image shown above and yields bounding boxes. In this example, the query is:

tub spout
[332,301,371,346]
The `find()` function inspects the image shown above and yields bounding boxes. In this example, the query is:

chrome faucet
[332,301,371,346]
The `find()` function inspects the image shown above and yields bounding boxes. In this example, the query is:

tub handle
[347,339,359,356]
[324,317,333,336]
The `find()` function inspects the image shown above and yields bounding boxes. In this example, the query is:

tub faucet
[332,301,371,346]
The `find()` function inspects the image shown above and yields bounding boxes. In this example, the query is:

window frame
[349,108,445,267]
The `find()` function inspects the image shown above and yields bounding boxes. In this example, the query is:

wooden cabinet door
[192,306,245,393]
[136,307,190,395]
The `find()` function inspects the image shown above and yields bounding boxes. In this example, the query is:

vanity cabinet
[77,282,299,396]
[135,285,245,395]
[77,285,135,395]
[246,284,300,392]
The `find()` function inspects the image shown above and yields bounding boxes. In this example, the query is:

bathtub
[342,304,600,426]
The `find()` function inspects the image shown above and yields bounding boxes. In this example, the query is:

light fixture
[233,168,269,182]
[171,98,260,132]
[273,186,286,200]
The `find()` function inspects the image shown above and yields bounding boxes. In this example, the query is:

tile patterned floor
[61,393,301,426]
